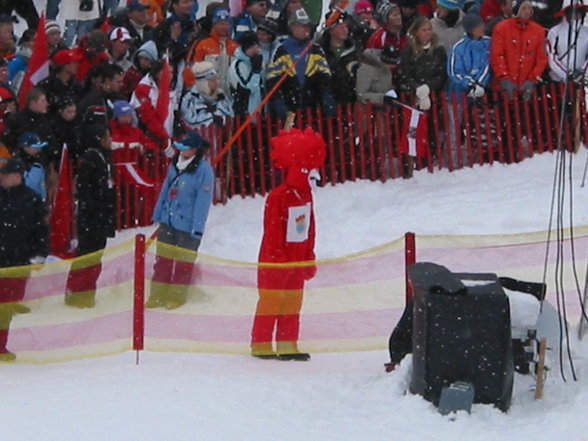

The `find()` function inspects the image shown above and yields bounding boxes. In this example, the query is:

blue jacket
[24,162,46,202]
[152,155,214,239]
[447,35,491,95]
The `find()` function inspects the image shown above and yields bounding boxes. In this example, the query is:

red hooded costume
[251,127,326,359]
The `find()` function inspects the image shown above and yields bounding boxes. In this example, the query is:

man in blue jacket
[147,131,215,310]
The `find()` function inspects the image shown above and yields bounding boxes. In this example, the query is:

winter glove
[383,89,398,106]
[164,141,175,158]
[212,115,224,126]
[417,95,431,111]
[250,53,263,73]
[205,103,217,113]
[520,80,535,100]
[468,84,485,98]
[499,79,517,100]
[29,256,46,265]
[415,84,430,100]
[569,69,585,83]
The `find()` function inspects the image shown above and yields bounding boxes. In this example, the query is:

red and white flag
[49,144,75,259]
[18,13,50,107]
[399,105,429,158]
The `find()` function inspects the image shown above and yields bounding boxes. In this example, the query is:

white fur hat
[191,61,217,81]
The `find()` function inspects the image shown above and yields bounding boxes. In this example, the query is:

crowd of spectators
[0,0,585,203]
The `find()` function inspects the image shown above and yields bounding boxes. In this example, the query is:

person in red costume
[250,127,326,361]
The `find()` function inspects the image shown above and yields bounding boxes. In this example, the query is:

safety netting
[0,240,135,364]
[2,227,588,363]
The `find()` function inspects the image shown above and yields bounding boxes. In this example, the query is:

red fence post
[133,234,146,356]
[405,232,416,303]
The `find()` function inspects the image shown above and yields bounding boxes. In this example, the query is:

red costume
[250,128,326,360]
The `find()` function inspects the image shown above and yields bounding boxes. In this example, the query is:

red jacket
[109,119,159,164]
[257,181,316,290]
[490,17,547,88]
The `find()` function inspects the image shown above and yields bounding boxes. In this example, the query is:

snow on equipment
[403,262,551,413]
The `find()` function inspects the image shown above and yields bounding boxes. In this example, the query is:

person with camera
[228,31,264,117]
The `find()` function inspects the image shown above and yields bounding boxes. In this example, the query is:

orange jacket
[183,30,238,87]
[490,17,547,88]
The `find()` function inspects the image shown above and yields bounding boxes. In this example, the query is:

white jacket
[546,19,588,82]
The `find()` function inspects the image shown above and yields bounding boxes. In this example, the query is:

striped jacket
[265,37,335,118]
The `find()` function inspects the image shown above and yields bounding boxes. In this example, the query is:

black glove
[250,53,263,73]
[520,80,535,100]
[212,115,224,126]
[205,103,217,113]
[570,69,585,84]
[499,79,517,100]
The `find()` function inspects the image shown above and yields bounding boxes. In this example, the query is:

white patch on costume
[286,203,311,243]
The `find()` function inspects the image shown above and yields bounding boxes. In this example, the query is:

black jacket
[0,183,48,267]
[76,147,116,241]
[397,45,447,93]
[321,38,359,105]
[38,73,85,112]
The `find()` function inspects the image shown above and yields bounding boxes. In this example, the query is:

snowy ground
[3,150,588,440]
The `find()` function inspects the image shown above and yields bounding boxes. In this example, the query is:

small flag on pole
[49,144,75,258]
[400,105,429,158]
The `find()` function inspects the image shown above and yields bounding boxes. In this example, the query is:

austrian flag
[400,106,429,158]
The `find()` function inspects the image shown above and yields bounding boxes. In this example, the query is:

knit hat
[212,7,231,23]
[112,100,134,118]
[0,158,25,175]
[437,0,462,10]
[52,48,83,65]
[191,61,218,81]
[174,132,208,150]
[45,20,61,35]
[18,132,48,149]
[462,12,483,34]
[512,0,530,15]
[375,0,399,24]
[325,10,348,25]
[354,0,374,15]
[257,18,278,37]
[238,31,260,51]
[288,8,313,26]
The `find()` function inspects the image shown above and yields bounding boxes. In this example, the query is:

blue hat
[18,132,48,149]
[113,100,134,118]
[212,7,231,23]
[174,132,208,150]
[437,0,462,10]
[127,0,148,12]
